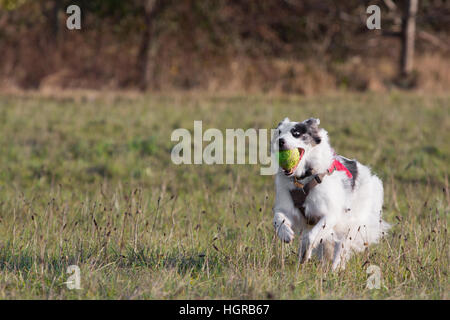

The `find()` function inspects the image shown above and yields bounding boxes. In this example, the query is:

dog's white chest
[289,185,324,225]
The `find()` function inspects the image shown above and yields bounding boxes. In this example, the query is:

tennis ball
[278,148,300,171]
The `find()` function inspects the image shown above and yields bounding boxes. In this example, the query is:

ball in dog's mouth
[278,148,305,176]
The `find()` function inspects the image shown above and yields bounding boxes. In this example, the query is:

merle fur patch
[290,119,322,145]
[338,156,358,189]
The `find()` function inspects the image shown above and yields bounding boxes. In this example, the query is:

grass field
[0,92,448,299]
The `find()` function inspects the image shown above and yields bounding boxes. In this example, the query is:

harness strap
[289,159,350,225]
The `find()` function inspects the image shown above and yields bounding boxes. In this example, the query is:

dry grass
[0,92,448,299]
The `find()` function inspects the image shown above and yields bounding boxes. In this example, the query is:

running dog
[272,117,390,270]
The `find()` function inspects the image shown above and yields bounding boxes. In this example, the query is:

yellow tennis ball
[278,148,300,171]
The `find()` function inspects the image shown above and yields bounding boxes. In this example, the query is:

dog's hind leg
[314,240,334,264]
[297,233,307,265]
[301,215,339,263]
[332,240,345,271]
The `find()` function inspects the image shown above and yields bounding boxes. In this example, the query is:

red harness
[328,159,353,178]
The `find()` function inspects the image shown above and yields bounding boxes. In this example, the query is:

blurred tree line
[0,0,448,92]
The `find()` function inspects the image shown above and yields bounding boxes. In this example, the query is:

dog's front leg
[273,211,295,243]
[301,215,338,263]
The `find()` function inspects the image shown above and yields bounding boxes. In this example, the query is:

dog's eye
[291,131,301,138]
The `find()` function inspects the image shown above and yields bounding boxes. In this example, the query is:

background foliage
[0,0,449,92]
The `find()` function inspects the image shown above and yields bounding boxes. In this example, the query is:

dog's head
[272,117,323,176]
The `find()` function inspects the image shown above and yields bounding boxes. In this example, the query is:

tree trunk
[400,0,418,78]
[136,0,165,91]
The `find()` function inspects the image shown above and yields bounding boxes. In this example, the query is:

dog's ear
[305,118,322,144]
[276,117,290,129]
[305,118,320,127]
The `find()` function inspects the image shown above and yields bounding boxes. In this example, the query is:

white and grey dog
[272,117,390,270]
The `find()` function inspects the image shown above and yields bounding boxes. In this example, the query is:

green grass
[0,92,448,299]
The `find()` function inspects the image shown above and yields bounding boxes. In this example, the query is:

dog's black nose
[279,138,285,149]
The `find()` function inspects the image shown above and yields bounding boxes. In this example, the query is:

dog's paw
[275,221,295,243]
[273,212,295,243]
